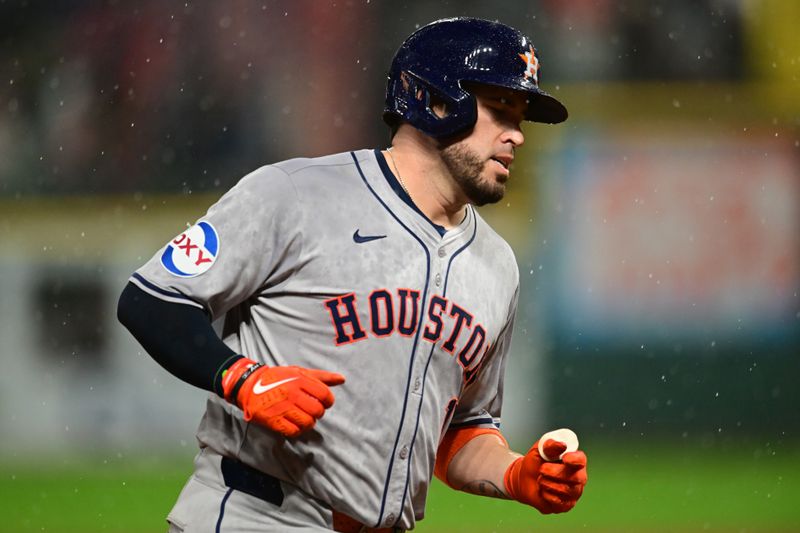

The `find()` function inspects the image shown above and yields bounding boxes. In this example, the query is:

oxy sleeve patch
[160,221,220,277]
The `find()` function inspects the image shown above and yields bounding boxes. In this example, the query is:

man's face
[440,84,528,206]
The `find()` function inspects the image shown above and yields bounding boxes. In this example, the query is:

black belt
[220,457,403,533]
[220,456,284,506]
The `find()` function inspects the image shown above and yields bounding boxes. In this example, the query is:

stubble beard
[440,143,506,206]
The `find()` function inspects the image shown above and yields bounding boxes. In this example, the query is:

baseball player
[118,17,587,532]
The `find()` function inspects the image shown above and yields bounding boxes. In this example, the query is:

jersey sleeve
[448,284,519,431]
[131,165,303,320]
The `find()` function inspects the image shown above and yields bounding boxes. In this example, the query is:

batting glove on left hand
[221,357,345,438]
[503,439,588,514]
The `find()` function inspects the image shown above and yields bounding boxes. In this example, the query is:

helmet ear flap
[386,69,477,139]
[390,71,437,119]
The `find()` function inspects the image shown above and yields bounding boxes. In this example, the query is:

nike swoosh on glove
[221,357,345,438]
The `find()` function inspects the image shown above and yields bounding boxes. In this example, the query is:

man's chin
[469,185,506,206]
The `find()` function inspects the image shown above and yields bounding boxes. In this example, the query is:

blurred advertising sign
[546,131,799,341]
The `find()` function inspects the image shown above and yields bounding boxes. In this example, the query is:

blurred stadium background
[1,1,798,531]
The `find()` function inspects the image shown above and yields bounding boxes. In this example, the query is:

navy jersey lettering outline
[397,288,421,337]
[324,292,368,345]
[458,324,486,368]
[324,290,486,360]
[369,289,395,337]
[422,295,447,343]
[441,303,473,353]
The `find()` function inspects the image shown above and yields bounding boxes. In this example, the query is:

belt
[220,457,403,533]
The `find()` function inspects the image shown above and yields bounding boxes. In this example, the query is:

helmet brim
[526,90,568,124]
[460,79,569,125]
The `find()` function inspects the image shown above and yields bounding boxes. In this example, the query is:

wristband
[434,427,506,487]
[228,362,265,405]
[213,354,245,397]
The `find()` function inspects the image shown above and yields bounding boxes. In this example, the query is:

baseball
[538,428,579,461]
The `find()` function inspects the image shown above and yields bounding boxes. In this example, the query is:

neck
[385,132,468,229]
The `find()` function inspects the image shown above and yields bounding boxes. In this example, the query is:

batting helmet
[383,17,568,139]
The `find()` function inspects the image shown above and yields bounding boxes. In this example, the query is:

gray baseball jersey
[131,149,520,530]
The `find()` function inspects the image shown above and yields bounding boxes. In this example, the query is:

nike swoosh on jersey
[252,377,298,395]
[353,229,387,243]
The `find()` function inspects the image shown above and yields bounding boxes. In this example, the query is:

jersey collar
[374,148,450,237]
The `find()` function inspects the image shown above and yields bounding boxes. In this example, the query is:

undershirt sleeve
[117,281,243,396]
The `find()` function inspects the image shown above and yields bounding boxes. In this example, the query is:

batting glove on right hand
[503,439,588,514]
[221,357,345,438]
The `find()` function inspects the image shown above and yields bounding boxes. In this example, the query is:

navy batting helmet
[383,17,568,139]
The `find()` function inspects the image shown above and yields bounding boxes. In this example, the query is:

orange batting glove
[504,439,588,514]
[221,357,345,438]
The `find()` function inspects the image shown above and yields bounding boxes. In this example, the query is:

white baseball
[538,428,579,461]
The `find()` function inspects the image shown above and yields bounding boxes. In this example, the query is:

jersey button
[399,445,409,460]
[434,273,442,286]
[384,513,396,526]
[438,247,446,258]
[413,377,421,391]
